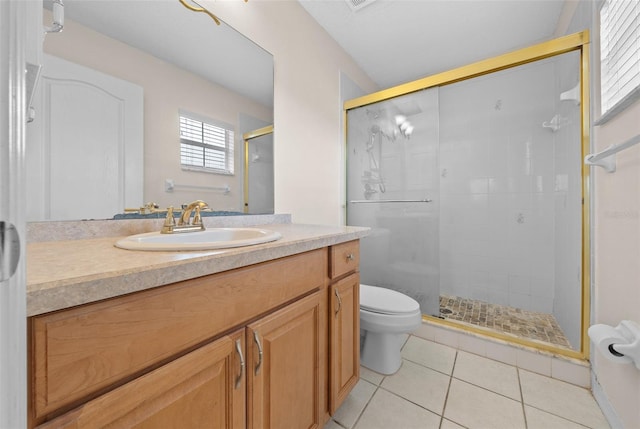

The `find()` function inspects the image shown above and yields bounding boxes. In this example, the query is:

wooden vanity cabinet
[328,241,360,414]
[28,242,361,428]
[37,329,246,429]
[247,291,323,429]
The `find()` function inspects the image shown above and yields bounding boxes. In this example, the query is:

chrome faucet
[161,200,209,234]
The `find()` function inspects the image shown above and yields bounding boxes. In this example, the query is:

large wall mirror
[27,0,274,221]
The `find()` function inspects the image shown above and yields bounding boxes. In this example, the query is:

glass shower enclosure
[347,88,441,317]
[346,34,589,357]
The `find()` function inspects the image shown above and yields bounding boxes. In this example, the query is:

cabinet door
[37,334,243,429]
[329,273,360,413]
[247,291,322,429]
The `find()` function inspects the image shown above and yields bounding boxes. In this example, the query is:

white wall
[560,1,640,427]
[208,0,378,225]
[591,99,640,429]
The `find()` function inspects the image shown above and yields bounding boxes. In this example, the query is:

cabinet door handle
[253,331,263,375]
[346,253,355,261]
[234,339,245,389]
[334,288,342,317]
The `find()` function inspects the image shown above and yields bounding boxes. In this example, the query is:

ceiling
[60,0,274,107]
[298,0,567,90]
[58,0,567,107]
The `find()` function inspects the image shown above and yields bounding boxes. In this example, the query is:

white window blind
[600,0,640,116]
[179,112,235,175]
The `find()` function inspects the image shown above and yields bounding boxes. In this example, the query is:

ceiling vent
[344,0,377,12]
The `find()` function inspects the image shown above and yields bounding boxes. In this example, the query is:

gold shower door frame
[344,31,591,360]
[243,125,274,214]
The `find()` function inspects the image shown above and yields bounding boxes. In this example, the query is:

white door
[0,1,35,427]
[27,54,143,221]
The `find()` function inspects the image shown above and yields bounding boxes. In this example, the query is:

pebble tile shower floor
[439,295,573,349]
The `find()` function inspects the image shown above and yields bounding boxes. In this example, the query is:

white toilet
[360,284,422,375]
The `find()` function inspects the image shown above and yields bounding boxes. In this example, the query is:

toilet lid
[360,284,421,315]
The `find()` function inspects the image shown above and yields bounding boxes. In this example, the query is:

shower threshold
[439,295,573,350]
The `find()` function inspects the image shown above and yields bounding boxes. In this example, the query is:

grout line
[449,375,525,404]
[517,367,529,429]
[348,375,382,429]
[439,350,458,429]
[376,384,443,421]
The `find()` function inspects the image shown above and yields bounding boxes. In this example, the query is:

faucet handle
[161,206,176,234]
[192,206,203,226]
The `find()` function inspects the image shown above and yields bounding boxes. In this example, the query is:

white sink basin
[115,228,282,251]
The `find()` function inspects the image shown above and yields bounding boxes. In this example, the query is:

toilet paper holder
[588,320,640,370]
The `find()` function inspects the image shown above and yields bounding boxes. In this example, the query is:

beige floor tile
[519,369,610,429]
[354,389,441,429]
[360,365,384,385]
[323,419,345,429]
[525,405,595,429]
[440,418,466,429]
[381,359,450,415]
[401,335,457,375]
[445,379,526,429]
[453,351,521,400]
[332,379,377,429]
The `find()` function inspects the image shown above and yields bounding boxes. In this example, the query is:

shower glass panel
[346,88,441,316]
[438,51,582,350]
[245,130,274,214]
[347,49,583,352]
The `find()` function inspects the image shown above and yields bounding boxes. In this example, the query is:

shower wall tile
[469,178,489,194]
[531,296,553,314]
[437,55,583,332]
[508,274,531,295]
[531,276,555,298]
[471,289,489,302]
[488,273,509,292]
[486,289,509,306]
[508,292,532,310]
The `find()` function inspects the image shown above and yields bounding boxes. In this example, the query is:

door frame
[0,1,30,427]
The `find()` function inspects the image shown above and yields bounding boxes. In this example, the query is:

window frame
[596,0,640,124]
[179,110,235,175]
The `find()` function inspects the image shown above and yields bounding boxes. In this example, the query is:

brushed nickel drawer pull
[234,339,245,389]
[346,253,355,261]
[253,331,263,375]
[335,289,342,317]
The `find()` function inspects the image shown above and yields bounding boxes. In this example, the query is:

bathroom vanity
[26,221,367,428]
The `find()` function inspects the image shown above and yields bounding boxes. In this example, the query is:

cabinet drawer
[330,240,360,279]
[37,335,238,429]
[30,249,327,421]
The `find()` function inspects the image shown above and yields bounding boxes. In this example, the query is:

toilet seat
[360,284,420,315]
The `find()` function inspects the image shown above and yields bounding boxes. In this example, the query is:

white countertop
[27,223,369,316]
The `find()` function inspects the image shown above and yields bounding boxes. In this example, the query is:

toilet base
[360,331,403,375]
